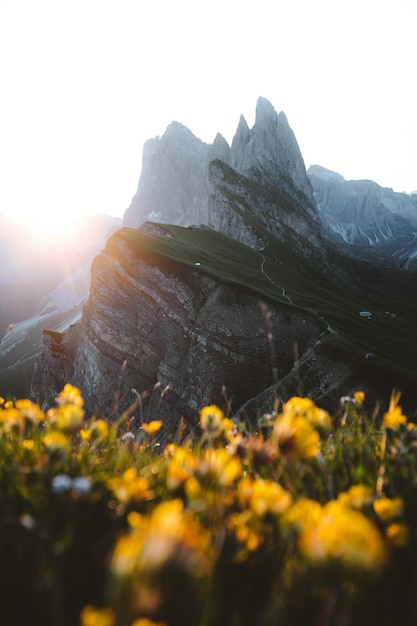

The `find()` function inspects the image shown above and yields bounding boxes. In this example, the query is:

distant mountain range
[308,164,417,269]
[2,98,416,431]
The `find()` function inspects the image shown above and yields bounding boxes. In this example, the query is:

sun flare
[24,211,80,243]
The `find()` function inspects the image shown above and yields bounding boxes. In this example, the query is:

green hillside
[117,225,417,400]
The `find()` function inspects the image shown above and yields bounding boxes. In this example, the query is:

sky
[0,0,416,231]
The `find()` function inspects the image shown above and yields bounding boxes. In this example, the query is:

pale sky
[0,0,416,230]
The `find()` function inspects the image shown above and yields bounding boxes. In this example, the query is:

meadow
[2,383,417,626]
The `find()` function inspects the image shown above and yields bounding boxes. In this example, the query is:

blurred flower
[299,500,386,573]
[81,419,110,444]
[22,439,35,451]
[373,497,403,523]
[80,429,92,442]
[282,397,332,430]
[52,474,73,493]
[337,485,373,510]
[249,478,293,518]
[383,391,406,429]
[43,432,71,455]
[273,414,320,461]
[280,497,322,534]
[90,419,109,440]
[165,444,196,491]
[107,467,153,505]
[47,403,85,433]
[354,391,365,405]
[112,499,211,579]
[56,384,84,408]
[199,448,242,487]
[141,420,163,436]
[0,406,24,433]
[385,522,409,547]
[72,476,92,495]
[200,405,224,438]
[80,605,115,626]
[15,399,45,424]
[19,513,36,530]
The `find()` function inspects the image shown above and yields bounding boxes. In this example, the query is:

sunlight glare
[25,211,80,243]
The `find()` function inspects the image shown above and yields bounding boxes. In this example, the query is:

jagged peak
[231,115,250,151]
[209,133,230,163]
[162,120,206,147]
[255,96,278,125]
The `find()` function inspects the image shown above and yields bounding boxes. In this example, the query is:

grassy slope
[117,225,417,397]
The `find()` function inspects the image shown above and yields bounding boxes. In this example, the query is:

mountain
[124,97,319,247]
[0,214,121,398]
[308,165,417,268]
[31,100,417,432]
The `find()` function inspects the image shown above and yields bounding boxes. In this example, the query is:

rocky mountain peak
[123,97,317,232]
[229,98,315,206]
[209,132,230,162]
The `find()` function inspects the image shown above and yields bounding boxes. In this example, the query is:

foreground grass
[1,385,417,626]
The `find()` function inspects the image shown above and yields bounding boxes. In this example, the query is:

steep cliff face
[32,227,322,433]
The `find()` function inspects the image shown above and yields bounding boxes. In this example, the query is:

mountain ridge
[30,99,417,426]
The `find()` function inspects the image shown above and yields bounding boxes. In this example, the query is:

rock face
[308,165,417,268]
[32,227,322,434]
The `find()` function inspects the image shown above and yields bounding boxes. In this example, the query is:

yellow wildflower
[165,444,197,491]
[112,499,211,578]
[80,605,115,626]
[202,448,242,486]
[383,391,406,429]
[273,413,320,461]
[15,399,45,424]
[220,417,235,439]
[80,429,91,442]
[56,384,84,408]
[200,405,224,438]
[141,420,163,436]
[373,497,403,523]
[249,478,293,518]
[385,523,409,547]
[280,497,322,533]
[22,439,35,451]
[337,485,373,510]
[0,407,24,432]
[107,467,153,505]
[91,419,109,439]
[43,432,71,455]
[354,391,365,405]
[47,404,85,433]
[282,397,332,430]
[299,500,386,573]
